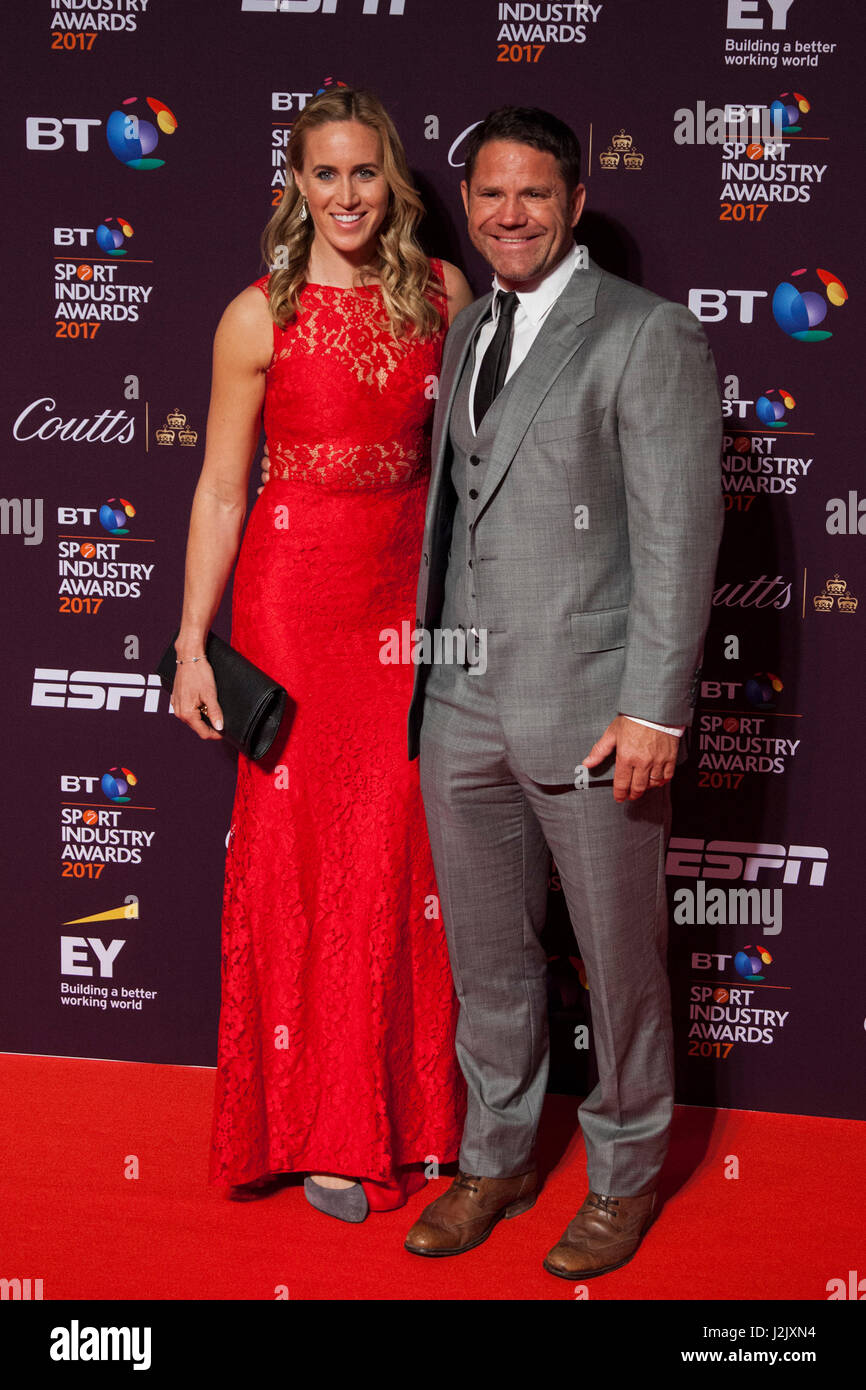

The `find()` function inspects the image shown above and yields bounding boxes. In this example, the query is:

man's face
[461,139,585,290]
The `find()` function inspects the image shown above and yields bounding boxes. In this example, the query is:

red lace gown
[209,262,466,1211]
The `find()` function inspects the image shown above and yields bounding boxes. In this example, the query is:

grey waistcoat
[440,334,519,636]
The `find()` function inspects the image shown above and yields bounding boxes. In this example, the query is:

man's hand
[257,440,272,495]
[582,715,677,803]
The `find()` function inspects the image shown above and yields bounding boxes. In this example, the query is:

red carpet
[1,1052,862,1301]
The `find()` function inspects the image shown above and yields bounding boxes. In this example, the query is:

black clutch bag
[156,628,288,761]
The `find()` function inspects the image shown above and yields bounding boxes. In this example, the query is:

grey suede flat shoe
[303,1177,369,1223]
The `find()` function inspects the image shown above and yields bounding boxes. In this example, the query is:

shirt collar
[491,242,582,326]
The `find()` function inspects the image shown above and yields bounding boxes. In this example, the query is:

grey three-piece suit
[407,254,723,1196]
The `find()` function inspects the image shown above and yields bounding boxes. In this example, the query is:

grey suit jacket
[407,256,724,784]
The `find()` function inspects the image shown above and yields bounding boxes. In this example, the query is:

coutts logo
[712,574,791,608]
[13,397,134,444]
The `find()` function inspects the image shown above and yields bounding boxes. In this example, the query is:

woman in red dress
[171,87,472,1220]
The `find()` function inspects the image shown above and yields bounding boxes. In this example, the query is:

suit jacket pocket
[569,605,629,652]
[531,408,606,444]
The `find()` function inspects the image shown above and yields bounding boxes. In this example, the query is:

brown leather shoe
[404,1169,538,1257]
[543,1189,657,1279]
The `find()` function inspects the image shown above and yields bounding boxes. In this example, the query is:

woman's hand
[257,440,272,494]
[171,654,225,741]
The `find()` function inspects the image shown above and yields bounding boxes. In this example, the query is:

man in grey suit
[403,107,723,1278]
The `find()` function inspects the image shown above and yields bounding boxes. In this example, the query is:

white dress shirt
[468,242,684,740]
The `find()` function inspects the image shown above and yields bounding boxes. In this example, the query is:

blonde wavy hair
[261,87,442,340]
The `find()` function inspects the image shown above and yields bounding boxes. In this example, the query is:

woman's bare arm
[173,286,273,739]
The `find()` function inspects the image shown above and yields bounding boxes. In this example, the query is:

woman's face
[293,120,390,265]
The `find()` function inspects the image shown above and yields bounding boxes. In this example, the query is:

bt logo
[97,217,134,255]
[689,288,767,323]
[106,97,177,170]
[720,374,797,426]
[689,947,774,979]
[99,499,136,535]
[27,97,177,170]
[690,268,848,340]
[734,944,773,980]
[27,117,102,151]
[773,268,848,341]
[54,221,132,252]
[701,673,783,710]
[61,771,137,803]
[755,387,795,426]
[102,767,137,802]
[770,90,809,134]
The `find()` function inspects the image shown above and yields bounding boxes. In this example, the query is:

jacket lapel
[476,258,602,517]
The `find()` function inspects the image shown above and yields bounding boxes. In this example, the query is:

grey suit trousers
[419,652,674,1197]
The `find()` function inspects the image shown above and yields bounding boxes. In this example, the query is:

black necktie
[473,290,519,429]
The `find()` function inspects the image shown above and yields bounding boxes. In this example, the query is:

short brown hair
[464,107,582,192]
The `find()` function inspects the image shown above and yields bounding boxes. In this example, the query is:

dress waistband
[267,438,431,490]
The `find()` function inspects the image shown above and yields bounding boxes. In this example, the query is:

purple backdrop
[2,0,863,1122]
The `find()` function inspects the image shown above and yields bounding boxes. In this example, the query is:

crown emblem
[813,574,858,613]
[155,408,198,448]
[600,129,644,172]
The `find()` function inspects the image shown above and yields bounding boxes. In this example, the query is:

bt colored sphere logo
[769,91,809,135]
[99,498,135,535]
[772,268,848,342]
[744,671,783,711]
[101,767,137,803]
[734,945,773,982]
[106,97,178,170]
[755,387,795,428]
[96,216,134,256]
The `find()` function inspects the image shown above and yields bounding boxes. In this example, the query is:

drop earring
[298,197,308,222]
